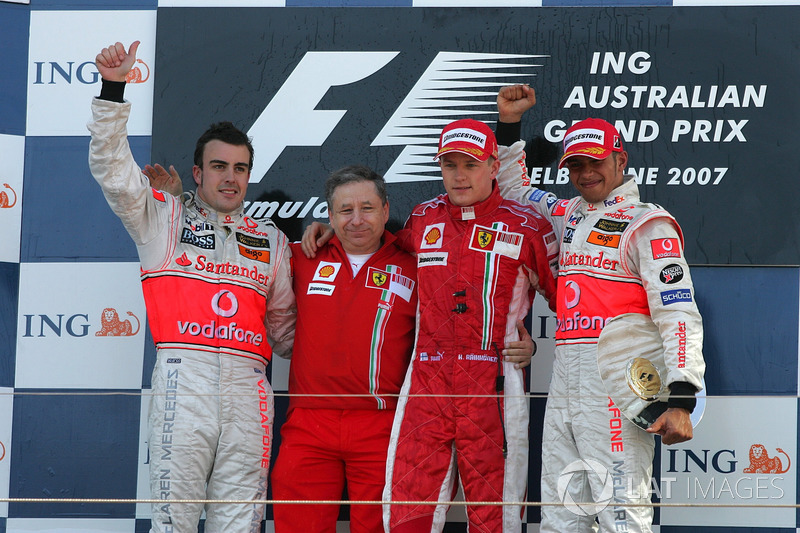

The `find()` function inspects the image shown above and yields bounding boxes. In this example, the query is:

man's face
[192,139,251,214]
[329,180,389,255]
[439,152,500,207]
[563,151,628,204]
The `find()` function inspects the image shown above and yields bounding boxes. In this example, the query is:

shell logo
[318,265,335,278]
[424,227,441,245]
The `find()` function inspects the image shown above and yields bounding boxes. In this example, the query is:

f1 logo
[247,51,546,184]
[247,51,399,183]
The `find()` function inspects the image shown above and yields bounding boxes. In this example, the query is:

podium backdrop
[1,1,799,531]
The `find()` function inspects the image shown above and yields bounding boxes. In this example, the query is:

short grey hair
[324,165,388,208]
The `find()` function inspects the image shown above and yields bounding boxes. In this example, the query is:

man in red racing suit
[494,85,705,533]
[89,41,295,533]
[270,166,417,533]
[383,119,558,533]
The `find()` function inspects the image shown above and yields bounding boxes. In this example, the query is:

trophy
[597,313,704,430]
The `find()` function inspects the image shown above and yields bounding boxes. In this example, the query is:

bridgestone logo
[442,128,486,147]
[565,128,604,149]
[417,252,448,267]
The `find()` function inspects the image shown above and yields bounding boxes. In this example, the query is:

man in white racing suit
[493,85,705,532]
[89,41,295,533]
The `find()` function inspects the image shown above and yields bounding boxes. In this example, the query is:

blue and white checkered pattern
[2,1,800,532]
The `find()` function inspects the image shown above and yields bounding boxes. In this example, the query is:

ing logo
[125,59,150,83]
[742,444,791,474]
[0,183,17,208]
[95,308,141,336]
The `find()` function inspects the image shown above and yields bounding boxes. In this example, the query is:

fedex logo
[247,51,547,184]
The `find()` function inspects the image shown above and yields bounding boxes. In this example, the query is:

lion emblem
[742,444,791,474]
[95,308,141,337]
[125,59,150,83]
[0,183,17,208]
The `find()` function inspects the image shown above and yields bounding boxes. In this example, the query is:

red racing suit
[88,98,296,533]
[271,232,417,533]
[496,139,705,533]
[383,185,558,533]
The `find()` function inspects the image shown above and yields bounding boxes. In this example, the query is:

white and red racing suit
[383,184,558,533]
[496,137,705,533]
[88,97,295,533]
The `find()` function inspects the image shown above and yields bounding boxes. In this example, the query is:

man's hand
[497,84,536,124]
[301,221,334,258]
[144,164,183,197]
[502,320,537,369]
[647,407,693,445]
[95,41,140,83]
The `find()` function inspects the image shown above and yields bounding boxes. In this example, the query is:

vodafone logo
[212,290,239,318]
[651,238,681,259]
[564,280,581,309]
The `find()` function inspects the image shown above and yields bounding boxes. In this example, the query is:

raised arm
[96,41,140,82]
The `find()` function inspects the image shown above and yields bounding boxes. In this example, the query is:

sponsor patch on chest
[469,225,522,259]
[180,227,215,249]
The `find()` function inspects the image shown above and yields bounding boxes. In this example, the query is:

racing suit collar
[444,181,504,221]
[187,191,244,227]
[582,175,640,212]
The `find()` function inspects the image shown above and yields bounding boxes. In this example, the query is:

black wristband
[667,381,698,412]
[495,121,521,147]
[99,79,126,103]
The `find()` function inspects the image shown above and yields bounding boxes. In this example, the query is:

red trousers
[271,407,395,533]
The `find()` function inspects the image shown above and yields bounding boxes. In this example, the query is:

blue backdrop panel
[20,136,150,263]
[0,4,29,136]
[692,267,799,396]
[30,0,157,9]
[0,263,20,388]
[8,389,140,519]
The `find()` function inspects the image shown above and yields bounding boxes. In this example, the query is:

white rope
[0,498,797,509]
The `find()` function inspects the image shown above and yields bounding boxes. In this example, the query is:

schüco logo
[22,308,142,338]
[32,58,151,85]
